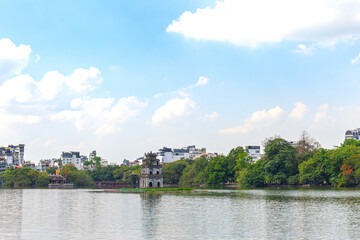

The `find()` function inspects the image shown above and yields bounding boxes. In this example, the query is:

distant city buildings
[89,150,96,162]
[61,151,84,170]
[0,144,24,166]
[157,145,206,163]
[245,146,261,162]
[345,128,360,141]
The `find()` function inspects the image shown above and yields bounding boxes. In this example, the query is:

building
[245,146,261,162]
[38,159,52,172]
[140,152,163,188]
[122,159,130,166]
[0,144,25,166]
[0,159,7,172]
[89,150,96,161]
[61,151,82,170]
[21,161,36,169]
[345,129,360,140]
[157,145,206,163]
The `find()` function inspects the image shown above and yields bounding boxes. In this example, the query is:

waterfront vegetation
[0,167,50,187]
[3,131,360,188]
[110,187,194,193]
[163,132,360,188]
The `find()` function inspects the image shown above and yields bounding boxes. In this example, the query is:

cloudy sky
[1,0,360,162]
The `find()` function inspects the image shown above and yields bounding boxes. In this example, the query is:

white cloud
[0,74,36,106]
[0,66,103,106]
[351,52,360,64]
[177,90,189,97]
[52,96,148,135]
[37,71,65,100]
[151,97,196,125]
[289,102,307,120]
[167,0,360,48]
[65,67,103,93]
[293,44,314,56]
[314,103,329,123]
[0,38,31,79]
[188,76,210,88]
[0,109,40,125]
[220,106,283,134]
[204,112,219,119]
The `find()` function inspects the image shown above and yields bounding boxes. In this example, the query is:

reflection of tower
[140,193,161,239]
[140,152,163,188]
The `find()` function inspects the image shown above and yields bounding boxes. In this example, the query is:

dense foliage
[3,132,360,188]
[85,165,140,185]
[60,165,93,187]
[161,133,360,188]
[0,167,50,187]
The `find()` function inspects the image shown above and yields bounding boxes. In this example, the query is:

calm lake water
[1,188,360,239]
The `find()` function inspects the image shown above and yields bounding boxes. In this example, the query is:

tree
[234,147,253,183]
[342,139,360,147]
[298,148,328,185]
[206,153,237,186]
[241,159,265,187]
[46,167,57,175]
[179,157,208,186]
[93,157,102,169]
[295,131,320,165]
[61,164,93,187]
[163,160,189,184]
[263,138,297,184]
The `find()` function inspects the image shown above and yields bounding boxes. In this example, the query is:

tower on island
[140,152,163,188]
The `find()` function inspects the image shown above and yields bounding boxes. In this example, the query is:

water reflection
[0,189,23,239]
[140,194,162,239]
[2,189,360,239]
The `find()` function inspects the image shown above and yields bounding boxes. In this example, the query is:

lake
[0,188,360,239]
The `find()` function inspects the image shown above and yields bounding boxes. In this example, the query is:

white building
[89,150,96,161]
[38,159,52,172]
[157,145,206,163]
[61,151,82,170]
[245,146,261,162]
[0,144,25,166]
[345,129,360,141]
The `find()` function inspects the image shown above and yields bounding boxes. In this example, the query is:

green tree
[298,149,328,184]
[179,157,208,186]
[61,164,93,187]
[46,167,57,175]
[263,138,297,184]
[206,154,236,186]
[241,159,265,187]
[163,160,189,184]
[342,139,360,147]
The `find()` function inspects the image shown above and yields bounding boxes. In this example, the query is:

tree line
[2,131,360,188]
[0,162,140,188]
[162,132,360,187]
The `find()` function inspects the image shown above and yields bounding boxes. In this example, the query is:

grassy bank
[106,187,194,193]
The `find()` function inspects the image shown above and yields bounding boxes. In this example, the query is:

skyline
[1,0,360,162]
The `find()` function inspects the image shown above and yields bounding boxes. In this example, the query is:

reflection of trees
[0,189,23,239]
[140,193,162,239]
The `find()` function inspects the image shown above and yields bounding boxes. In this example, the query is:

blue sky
[1,0,360,162]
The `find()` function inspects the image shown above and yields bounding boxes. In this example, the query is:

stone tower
[140,152,163,188]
